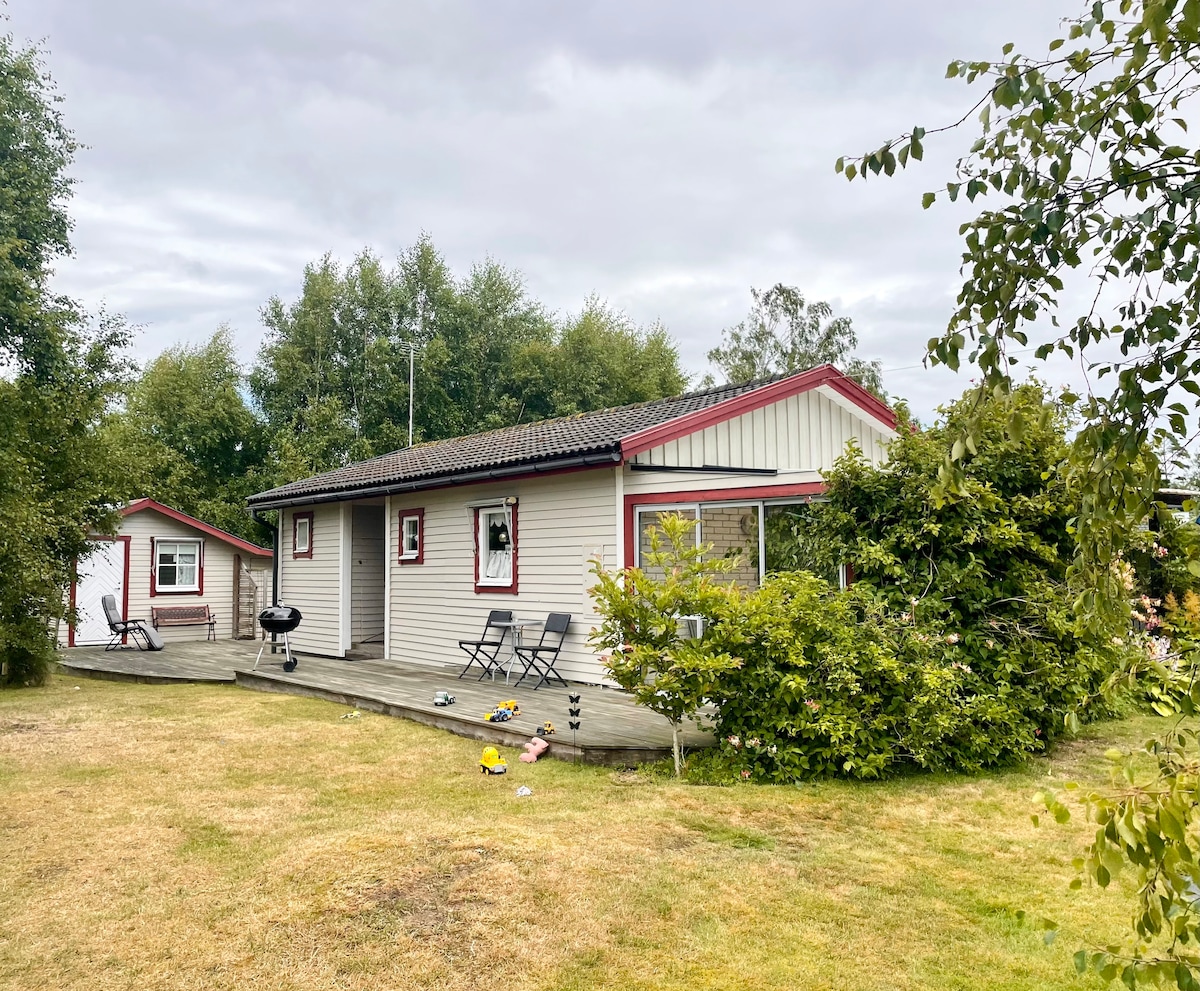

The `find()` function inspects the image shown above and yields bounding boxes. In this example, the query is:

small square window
[293,512,314,559]
[397,508,424,564]
[154,539,202,593]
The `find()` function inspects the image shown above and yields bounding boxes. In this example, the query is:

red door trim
[68,535,132,647]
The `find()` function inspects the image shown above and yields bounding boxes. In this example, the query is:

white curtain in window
[482,509,512,582]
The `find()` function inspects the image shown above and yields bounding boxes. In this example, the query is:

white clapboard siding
[387,468,619,684]
[120,510,251,642]
[627,387,891,486]
[278,504,344,656]
[350,504,386,645]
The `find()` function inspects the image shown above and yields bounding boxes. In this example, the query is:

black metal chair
[457,609,513,680]
[101,594,164,651]
[513,612,571,690]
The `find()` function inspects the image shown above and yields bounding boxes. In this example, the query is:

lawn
[0,676,1153,991]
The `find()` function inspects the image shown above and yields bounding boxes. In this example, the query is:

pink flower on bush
[740,770,752,780]
[727,735,741,748]
[747,738,761,747]
[804,699,820,712]
[945,633,960,645]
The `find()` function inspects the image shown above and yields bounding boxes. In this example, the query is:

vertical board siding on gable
[120,511,245,642]
[626,390,890,496]
[350,505,386,645]
[387,468,618,684]
[279,504,343,656]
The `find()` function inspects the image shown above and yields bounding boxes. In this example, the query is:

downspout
[251,508,280,654]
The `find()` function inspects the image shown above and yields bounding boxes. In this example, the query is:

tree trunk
[671,721,682,777]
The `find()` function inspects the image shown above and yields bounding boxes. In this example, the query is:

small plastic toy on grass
[536,721,556,736]
[479,747,507,774]
[519,737,550,763]
[433,691,455,706]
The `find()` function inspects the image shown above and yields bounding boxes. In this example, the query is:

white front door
[73,540,127,646]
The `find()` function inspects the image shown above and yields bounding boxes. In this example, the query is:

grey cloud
[22,0,1086,419]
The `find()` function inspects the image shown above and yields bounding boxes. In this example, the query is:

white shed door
[74,541,127,646]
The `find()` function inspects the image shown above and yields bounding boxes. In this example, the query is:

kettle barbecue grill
[252,604,302,672]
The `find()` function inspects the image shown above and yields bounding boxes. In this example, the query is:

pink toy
[519,737,550,763]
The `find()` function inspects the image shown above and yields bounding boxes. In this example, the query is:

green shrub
[699,574,1124,781]
[591,383,1137,782]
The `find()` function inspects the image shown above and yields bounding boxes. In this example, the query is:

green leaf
[922,191,936,209]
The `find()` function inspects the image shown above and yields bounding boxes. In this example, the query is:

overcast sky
[17,0,1083,419]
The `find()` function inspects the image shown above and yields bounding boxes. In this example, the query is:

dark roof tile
[248,377,771,506]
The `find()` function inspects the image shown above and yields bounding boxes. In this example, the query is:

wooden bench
[150,604,217,641]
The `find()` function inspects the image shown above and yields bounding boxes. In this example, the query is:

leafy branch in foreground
[1037,636,1200,989]
[839,0,1200,628]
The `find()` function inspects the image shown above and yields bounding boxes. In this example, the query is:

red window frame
[292,511,314,559]
[149,537,205,597]
[473,504,518,595]
[397,507,425,565]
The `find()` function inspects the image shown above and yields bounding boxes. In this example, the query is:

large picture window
[154,539,201,593]
[632,495,848,590]
[475,505,516,593]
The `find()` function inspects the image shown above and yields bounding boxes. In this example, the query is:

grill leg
[252,641,267,671]
[282,632,298,672]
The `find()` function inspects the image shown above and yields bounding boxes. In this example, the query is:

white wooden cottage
[246,366,897,683]
[68,499,274,646]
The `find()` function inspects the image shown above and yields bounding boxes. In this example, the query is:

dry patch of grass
[0,676,1156,991]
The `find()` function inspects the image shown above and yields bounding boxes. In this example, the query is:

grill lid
[258,605,302,633]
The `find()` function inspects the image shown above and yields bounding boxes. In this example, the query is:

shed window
[155,540,201,592]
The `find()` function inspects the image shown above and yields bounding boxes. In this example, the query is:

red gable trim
[618,364,897,458]
[121,499,273,557]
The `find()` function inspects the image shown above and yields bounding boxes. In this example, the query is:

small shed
[66,499,274,647]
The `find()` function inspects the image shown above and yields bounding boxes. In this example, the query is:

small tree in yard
[589,514,741,776]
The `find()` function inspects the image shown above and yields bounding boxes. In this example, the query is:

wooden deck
[58,640,713,765]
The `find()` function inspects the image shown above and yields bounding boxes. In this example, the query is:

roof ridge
[339,372,783,467]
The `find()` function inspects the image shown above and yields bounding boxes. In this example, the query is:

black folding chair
[457,609,513,680]
[513,613,571,690]
[101,594,164,651]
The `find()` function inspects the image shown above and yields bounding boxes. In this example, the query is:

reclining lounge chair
[102,594,164,651]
